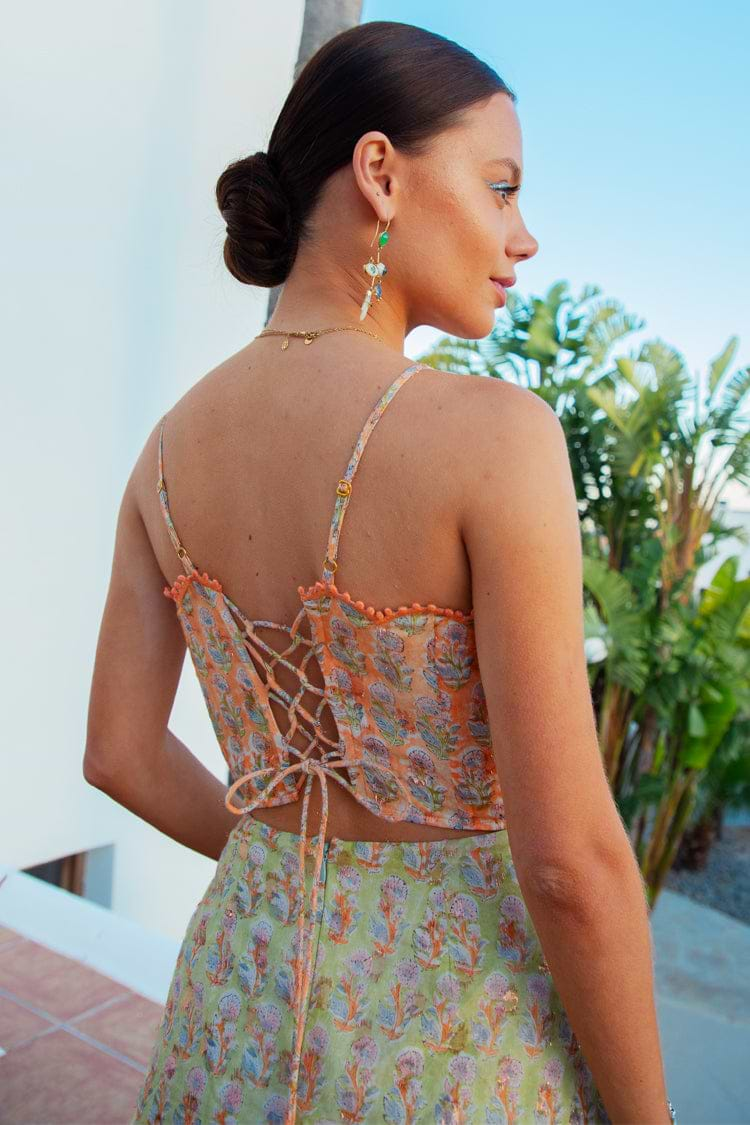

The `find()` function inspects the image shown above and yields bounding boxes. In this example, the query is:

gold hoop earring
[359,215,391,321]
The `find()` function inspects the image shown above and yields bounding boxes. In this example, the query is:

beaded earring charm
[359,216,391,321]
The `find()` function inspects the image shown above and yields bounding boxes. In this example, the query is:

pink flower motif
[414,696,442,720]
[256,1003,282,1033]
[483,971,511,1000]
[527,974,552,1003]
[407,747,435,774]
[346,949,373,978]
[308,1024,330,1052]
[252,919,273,944]
[498,1055,524,1085]
[219,990,242,1021]
[220,1080,243,1111]
[395,959,421,987]
[501,894,526,923]
[437,972,461,1002]
[382,875,408,902]
[186,1065,207,1095]
[338,865,362,892]
[351,1035,379,1068]
[362,736,390,762]
[264,1094,288,1119]
[449,893,479,921]
[395,1048,424,1078]
[543,1057,565,1087]
[460,747,485,770]
[448,1053,477,1083]
[444,620,469,643]
[164,1053,178,1079]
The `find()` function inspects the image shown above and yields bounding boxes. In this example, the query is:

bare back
[138,335,502,842]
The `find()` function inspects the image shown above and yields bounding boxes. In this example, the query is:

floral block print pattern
[132,818,611,1124]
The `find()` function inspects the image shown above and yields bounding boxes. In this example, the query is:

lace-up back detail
[158,359,505,835]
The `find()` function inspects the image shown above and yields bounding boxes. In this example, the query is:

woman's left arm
[83,464,241,862]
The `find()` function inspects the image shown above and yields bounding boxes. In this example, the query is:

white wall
[2,0,305,941]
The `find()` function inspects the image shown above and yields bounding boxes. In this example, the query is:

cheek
[398,184,497,290]
[441,192,500,275]
[464,209,502,267]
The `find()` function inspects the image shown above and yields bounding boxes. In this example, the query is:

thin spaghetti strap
[321,361,426,583]
[157,413,196,576]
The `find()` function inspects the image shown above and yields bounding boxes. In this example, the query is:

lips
[490,277,516,287]
[490,279,508,304]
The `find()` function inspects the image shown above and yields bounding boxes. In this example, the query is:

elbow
[518,850,632,923]
[525,861,594,905]
[82,747,111,791]
[513,811,638,919]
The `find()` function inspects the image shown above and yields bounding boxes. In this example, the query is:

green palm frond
[582,301,645,369]
[582,556,650,693]
[708,335,740,396]
[709,363,750,437]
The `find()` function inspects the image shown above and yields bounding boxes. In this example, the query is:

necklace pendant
[304,334,315,345]
[281,337,290,350]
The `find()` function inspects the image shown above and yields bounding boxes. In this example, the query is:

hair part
[216,20,517,288]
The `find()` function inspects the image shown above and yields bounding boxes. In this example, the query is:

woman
[84,20,676,1124]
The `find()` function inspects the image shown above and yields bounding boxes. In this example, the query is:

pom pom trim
[163,568,223,604]
[297,578,474,623]
[162,569,474,624]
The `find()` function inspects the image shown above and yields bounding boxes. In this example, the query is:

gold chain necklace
[256,325,384,350]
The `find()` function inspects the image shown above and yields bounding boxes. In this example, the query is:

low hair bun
[216,150,297,288]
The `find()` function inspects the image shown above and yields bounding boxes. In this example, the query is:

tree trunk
[673,807,721,871]
[265,0,364,325]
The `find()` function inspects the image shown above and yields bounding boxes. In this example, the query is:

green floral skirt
[132,816,611,1123]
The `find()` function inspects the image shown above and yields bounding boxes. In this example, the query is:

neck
[264,242,408,353]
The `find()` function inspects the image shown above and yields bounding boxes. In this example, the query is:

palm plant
[419,281,750,905]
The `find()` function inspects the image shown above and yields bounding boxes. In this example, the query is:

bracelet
[667,1098,677,1122]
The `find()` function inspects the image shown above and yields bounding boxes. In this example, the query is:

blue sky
[362,0,749,383]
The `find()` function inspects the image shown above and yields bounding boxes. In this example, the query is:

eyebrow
[486,157,522,181]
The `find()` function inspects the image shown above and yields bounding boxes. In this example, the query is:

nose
[513,220,539,264]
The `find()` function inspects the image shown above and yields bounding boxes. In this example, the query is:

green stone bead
[378,231,389,246]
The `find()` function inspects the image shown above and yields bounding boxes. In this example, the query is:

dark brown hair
[216,20,517,287]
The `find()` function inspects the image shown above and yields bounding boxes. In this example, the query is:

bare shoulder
[422,367,559,438]
[458,372,560,443]
[126,360,226,520]
[420,371,566,536]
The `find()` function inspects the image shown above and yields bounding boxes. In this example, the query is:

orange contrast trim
[161,568,475,624]
[163,568,224,604]
[297,578,474,623]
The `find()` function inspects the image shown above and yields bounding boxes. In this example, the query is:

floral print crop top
[158,359,506,838]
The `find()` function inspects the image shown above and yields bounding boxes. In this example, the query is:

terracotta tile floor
[0,924,163,1124]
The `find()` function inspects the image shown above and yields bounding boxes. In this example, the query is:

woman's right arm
[460,378,672,1125]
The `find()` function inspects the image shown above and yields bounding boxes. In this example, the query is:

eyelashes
[488,181,521,206]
